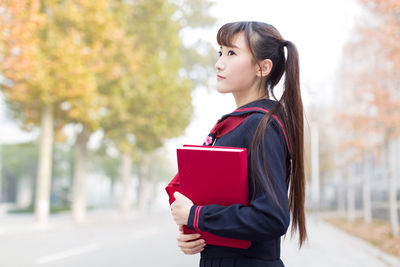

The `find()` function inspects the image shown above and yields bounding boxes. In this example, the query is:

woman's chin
[216,87,231,94]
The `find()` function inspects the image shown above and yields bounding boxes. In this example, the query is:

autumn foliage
[337,0,400,153]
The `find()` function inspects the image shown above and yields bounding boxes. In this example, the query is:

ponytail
[281,41,307,247]
[250,40,306,247]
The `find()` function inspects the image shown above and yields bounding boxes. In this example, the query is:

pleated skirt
[199,257,284,267]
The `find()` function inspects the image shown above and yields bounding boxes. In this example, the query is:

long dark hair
[217,21,306,247]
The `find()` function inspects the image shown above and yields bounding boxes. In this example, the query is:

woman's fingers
[178,239,206,254]
[180,244,205,255]
[177,233,201,242]
[178,236,205,248]
[176,233,206,255]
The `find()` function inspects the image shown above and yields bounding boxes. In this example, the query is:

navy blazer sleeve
[186,122,290,242]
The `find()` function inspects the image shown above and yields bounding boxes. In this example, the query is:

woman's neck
[233,89,268,108]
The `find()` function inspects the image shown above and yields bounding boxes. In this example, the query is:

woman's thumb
[173,191,182,199]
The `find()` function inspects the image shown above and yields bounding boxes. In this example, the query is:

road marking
[34,243,100,265]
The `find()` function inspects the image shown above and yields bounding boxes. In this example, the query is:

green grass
[7,205,71,214]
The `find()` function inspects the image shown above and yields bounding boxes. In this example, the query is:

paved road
[0,210,198,267]
[0,210,399,267]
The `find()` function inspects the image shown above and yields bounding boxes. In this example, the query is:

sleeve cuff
[187,205,205,231]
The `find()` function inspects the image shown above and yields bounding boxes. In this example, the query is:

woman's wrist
[187,205,198,230]
[187,205,205,230]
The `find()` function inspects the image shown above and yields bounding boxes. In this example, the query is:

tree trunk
[336,169,345,216]
[34,103,54,224]
[347,164,356,222]
[137,155,149,212]
[362,154,372,225]
[109,178,115,204]
[120,152,133,215]
[0,144,3,202]
[71,127,90,223]
[386,139,399,237]
[310,123,320,213]
[16,176,33,208]
[149,179,159,212]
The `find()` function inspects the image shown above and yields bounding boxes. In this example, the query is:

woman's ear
[256,59,273,77]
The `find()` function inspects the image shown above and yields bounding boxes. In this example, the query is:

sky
[0,0,364,162]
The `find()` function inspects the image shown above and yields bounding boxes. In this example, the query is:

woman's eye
[218,51,222,56]
[227,50,235,56]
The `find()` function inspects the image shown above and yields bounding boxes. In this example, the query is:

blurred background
[0,0,399,266]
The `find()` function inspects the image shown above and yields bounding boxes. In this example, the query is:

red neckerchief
[203,113,251,145]
[203,107,290,153]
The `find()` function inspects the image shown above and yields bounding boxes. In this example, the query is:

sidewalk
[282,215,400,267]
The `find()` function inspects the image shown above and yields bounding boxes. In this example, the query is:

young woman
[167,21,306,267]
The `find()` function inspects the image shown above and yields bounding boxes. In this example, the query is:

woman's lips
[217,74,226,80]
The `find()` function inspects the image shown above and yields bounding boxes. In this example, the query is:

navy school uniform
[172,99,291,267]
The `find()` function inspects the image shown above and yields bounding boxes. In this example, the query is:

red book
[176,145,252,249]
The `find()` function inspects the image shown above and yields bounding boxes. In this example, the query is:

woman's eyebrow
[220,44,241,49]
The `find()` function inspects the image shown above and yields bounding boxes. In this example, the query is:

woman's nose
[215,57,224,71]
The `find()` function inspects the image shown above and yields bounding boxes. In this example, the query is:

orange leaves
[359,0,400,67]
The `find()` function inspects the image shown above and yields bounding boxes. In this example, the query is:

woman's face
[215,32,260,94]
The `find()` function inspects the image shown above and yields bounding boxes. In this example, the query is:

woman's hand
[171,192,193,225]
[177,225,206,255]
